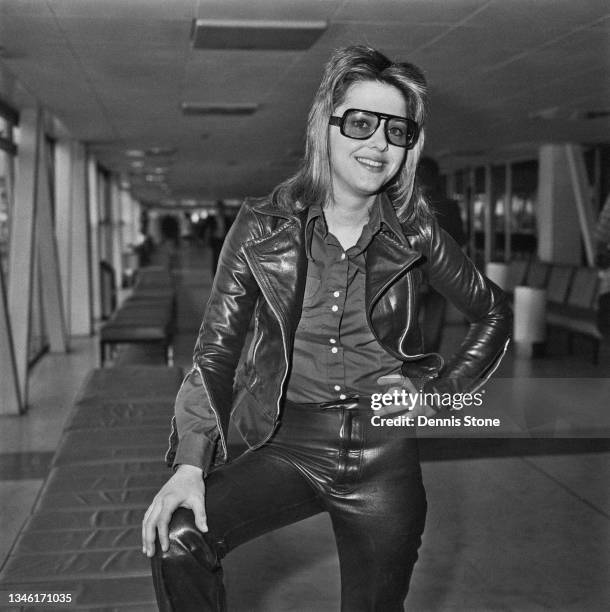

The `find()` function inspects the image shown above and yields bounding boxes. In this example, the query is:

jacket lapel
[243,198,422,345]
[243,207,308,334]
[365,233,422,308]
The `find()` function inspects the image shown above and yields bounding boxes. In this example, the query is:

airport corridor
[1,242,608,611]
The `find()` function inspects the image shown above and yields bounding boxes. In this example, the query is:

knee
[154,508,223,572]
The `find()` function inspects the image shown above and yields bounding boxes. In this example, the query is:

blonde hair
[273,45,432,229]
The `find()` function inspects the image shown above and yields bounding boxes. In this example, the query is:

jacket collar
[247,192,422,329]
[250,196,298,219]
[250,192,408,241]
[377,192,410,245]
[253,191,410,254]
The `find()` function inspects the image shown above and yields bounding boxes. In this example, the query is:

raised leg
[151,448,323,611]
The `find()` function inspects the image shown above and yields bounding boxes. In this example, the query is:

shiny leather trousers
[151,401,427,611]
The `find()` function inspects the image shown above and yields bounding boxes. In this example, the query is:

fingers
[156,499,172,553]
[141,494,177,557]
[190,493,208,533]
[376,374,403,386]
[410,398,438,419]
[141,475,207,557]
[142,498,161,557]
[400,376,418,394]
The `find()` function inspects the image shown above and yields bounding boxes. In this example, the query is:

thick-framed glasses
[329,108,420,149]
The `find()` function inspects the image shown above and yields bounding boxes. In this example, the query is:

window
[0,106,17,279]
[28,137,56,364]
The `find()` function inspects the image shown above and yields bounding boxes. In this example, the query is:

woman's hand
[375,374,438,418]
[141,464,207,557]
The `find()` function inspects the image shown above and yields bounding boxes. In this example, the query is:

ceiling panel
[456,28,610,111]
[0,15,65,52]
[0,0,53,17]
[410,22,583,89]
[48,0,197,21]
[468,0,610,30]
[4,55,99,110]
[336,0,490,24]
[589,15,610,31]
[183,50,299,103]
[306,21,449,57]
[193,0,341,22]
[53,16,192,46]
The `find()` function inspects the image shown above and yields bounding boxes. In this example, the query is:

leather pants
[151,400,427,611]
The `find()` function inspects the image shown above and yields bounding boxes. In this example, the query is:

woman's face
[329,80,408,205]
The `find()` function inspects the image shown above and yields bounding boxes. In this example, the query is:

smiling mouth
[355,157,383,169]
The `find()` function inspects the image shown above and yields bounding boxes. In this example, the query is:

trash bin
[485,262,510,291]
[513,286,546,357]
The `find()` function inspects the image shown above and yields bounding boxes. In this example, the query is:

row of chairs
[505,260,608,363]
[99,266,176,367]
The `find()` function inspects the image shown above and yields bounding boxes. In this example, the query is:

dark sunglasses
[329,108,420,149]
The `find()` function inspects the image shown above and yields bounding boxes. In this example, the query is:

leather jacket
[166,194,512,474]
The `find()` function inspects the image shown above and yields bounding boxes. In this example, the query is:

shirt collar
[305,203,325,260]
[304,193,407,259]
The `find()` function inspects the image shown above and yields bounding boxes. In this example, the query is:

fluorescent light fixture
[181,102,259,116]
[192,19,327,50]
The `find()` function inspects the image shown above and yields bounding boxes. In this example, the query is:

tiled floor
[1,244,608,611]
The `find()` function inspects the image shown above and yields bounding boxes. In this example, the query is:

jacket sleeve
[421,217,512,398]
[166,203,261,474]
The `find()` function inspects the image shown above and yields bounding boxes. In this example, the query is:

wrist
[175,463,204,476]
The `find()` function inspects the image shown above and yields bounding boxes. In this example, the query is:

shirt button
[339,394,347,400]
[331,347,338,354]
[340,252,346,260]
[334,385,341,391]
[333,291,340,298]
[331,305,338,312]
[329,338,336,344]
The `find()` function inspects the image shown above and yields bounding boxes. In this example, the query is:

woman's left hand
[375,374,438,418]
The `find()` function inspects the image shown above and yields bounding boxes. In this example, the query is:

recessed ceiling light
[192,19,327,51]
[126,149,145,158]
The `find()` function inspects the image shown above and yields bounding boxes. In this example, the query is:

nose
[368,119,389,150]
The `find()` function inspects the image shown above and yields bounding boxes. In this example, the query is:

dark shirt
[285,197,403,403]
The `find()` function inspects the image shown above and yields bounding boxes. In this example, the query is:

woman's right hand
[141,464,207,557]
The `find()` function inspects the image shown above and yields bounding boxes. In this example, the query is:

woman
[142,45,511,611]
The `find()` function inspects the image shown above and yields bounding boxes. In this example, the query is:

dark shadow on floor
[418,437,610,461]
